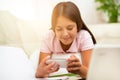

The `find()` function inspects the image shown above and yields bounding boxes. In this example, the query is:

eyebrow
[56,24,75,27]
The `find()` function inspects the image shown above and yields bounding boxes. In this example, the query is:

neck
[60,41,72,52]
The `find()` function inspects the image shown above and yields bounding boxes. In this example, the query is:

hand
[67,54,82,74]
[36,56,60,78]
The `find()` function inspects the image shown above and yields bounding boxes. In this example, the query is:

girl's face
[55,16,77,45]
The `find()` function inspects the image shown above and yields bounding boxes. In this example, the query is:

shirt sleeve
[40,30,54,53]
[78,30,94,51]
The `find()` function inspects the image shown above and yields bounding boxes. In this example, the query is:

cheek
[55,31,61,38]
[71,30,77,38]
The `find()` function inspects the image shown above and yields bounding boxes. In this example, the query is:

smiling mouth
[63,38,71,42]
[63,38,69,40]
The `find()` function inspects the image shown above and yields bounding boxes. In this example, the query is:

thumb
[70,54,76,58]
[42,56,50,64]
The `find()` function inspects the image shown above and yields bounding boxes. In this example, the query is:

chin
[63,41,72,45]
[61,39,72,45]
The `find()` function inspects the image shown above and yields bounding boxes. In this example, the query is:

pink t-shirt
[40,30,94,54]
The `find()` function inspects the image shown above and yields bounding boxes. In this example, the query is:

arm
[79,49,92,78]
[67,49,93,78]
[81,49,92,67]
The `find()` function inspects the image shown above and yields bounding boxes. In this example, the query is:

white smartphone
[46,59,67,68]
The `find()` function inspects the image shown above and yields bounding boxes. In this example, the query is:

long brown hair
[51,1,96,44]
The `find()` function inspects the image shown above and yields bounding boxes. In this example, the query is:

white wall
[0,0,104,39]
[0,0,103,25]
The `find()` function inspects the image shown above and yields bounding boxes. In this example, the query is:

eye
[55,27,62,31]
[67,25,73,30]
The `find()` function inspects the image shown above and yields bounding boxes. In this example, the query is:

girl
[36,1,96,78]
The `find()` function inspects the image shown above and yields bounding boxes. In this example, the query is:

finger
[67,67,80,74]
[46,61,56,69]
[44,62,56,74]
[67,67,80,71]
[71,54,76,58]
[69,55,79,61]
[46,64,60,73]
[67,62,81,67]
[50,64,60,73]
[67,57,80,64]
[71,55,79,61]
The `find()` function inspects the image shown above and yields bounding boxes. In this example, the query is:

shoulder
[41,30,56,45]
[42,30,55,40]
[77,30,94,51]
[77,30,91,39]
[40,30,55,53]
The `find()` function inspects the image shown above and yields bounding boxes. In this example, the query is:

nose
[63,30,69,38]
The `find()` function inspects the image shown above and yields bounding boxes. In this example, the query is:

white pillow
[0,46,36,80]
